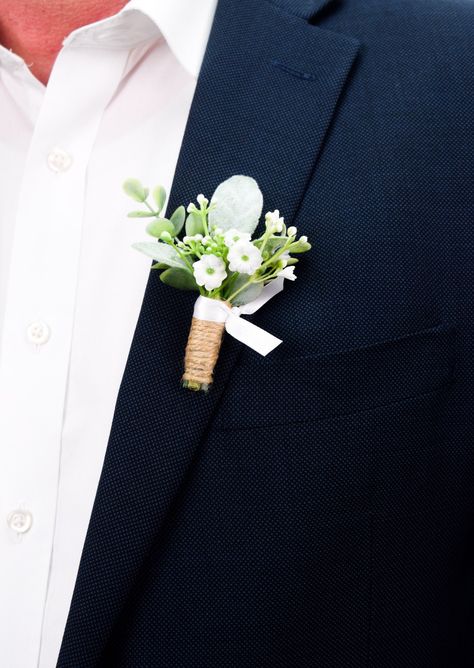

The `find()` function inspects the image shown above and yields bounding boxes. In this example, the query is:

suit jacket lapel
[58,0,359,663]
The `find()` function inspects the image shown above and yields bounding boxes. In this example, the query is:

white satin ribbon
[193,277,285,356]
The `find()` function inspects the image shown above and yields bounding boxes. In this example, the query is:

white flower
[228,241,263,275]
[278,266,297,281]
[224,228,252,248]
[193,254,227,291]
[197,193,209,207]
[299,235,308,243]
[287,226,297,237]
[265,209,285,233]
[183,234,203,244]
[187,202,197,213]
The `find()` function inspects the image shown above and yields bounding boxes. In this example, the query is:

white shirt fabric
[0,1,217,666]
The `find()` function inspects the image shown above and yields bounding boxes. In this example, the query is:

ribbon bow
[192,277,284,356]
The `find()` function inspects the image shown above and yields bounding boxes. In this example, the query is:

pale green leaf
[185,211,204,236]
[153,185,167,213]
[229,276,264,306]
[127,211,156,218]
[208,175,263,234]
[146,218,175,238]
[289,240,312,253]
[123,178,148,203]
[132,242,187,268]
[170,206,186,235]
[160,267,199,291]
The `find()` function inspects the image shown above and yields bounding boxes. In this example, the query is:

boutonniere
[123,175,311,391]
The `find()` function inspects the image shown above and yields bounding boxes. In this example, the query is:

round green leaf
[146,218,175,238]
[123,178,148,203]
[153,185,167,213]
[185,211,204,236]
[208,175,263,234]
[160,267,199,291]
[170,206,186,235]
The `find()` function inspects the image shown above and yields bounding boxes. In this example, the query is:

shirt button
[47,147,73,173]
[7,509,33,534]
[27,320,51,345]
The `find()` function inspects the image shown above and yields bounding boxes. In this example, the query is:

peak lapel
[58,1,359,663]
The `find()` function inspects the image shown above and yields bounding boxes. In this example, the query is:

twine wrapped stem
[182,312,228,391]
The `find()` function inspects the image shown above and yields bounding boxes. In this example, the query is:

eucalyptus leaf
[127,211,157,218]
[146,218,175,238]
[208,175,263,234]
[132,242,187,269]
[123,178,148,203]
[153,185,167,213]
[185,211,204,236]
[229,276,264,306]
[160,267,199,291]
[170,206,186,235]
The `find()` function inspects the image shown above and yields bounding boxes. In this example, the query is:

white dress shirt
[0,1,217,665]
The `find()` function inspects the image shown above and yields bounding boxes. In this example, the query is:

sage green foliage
[123,175,311,303]
[160,267,199,291]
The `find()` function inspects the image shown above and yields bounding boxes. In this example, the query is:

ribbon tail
[225,313,282,356]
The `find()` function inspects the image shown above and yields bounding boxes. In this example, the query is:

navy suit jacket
[57,0,474,665]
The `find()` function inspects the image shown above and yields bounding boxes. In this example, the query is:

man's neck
[0,0,129,85]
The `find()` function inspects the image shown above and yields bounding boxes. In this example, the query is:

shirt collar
[126,0,218,77]
[63,0,218,79]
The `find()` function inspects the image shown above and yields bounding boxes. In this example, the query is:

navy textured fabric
[58,0,474,666]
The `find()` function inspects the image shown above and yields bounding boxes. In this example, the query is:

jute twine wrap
[182,316,226,389]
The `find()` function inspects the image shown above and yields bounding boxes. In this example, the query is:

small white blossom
[193,254,227,291]
[265,209,285,233]
[224,229,251,248]
[187,202,197,213]
[183,234,203,244]
[197,194,209,207]
[299,235,308,243]
[228,241,263,275]
[278,266,297,281]
[202,235,212,245]
[287,226,297,237]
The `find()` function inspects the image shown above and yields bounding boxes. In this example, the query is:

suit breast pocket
[215,324,456,431]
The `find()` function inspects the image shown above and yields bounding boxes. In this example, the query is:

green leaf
[127,211,157,218]
[185,211,204,236]
[146,218,175,238]
[132,242,187,269]
[151,262,169,270]
[289,240,312,253]
[123,178,148,203]
[160,267,199,291]
[229,276,264,306]
[208,175,263,234]
[170,206,186,235]
[152,185,167,213]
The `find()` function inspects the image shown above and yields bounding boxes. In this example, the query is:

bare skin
[0,0,128,85]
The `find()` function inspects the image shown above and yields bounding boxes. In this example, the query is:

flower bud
[287,226,297,237]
